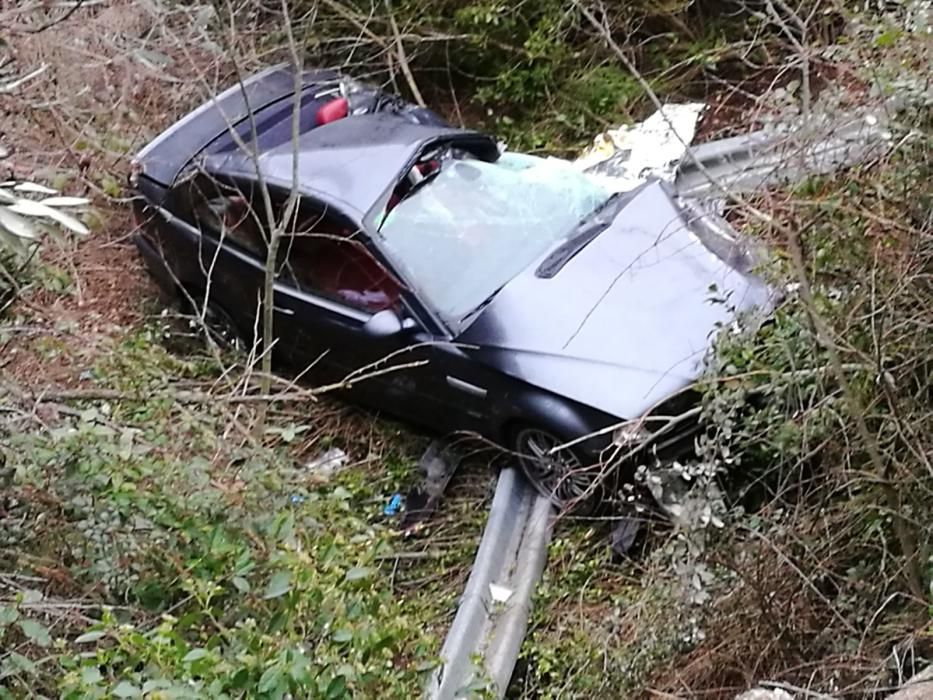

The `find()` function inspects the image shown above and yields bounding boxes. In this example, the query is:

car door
[273,199,506,433]
[393,339,505,435]
[173,180,497,433]
[270,199,423,390]
[162,174,270,342]
[165,176,351,377]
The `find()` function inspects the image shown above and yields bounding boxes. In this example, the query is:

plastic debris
[488,583,513,603]
[609,514,642,558]
[736,690,793,700]
[383,493,403,516]
[399,440,462,531]
[304,447,348,479]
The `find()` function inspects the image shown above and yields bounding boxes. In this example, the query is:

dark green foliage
[280,0,759,150]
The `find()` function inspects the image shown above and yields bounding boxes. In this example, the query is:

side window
[186,176,267,259]
[183,178,403,315]
[278,206,402,314]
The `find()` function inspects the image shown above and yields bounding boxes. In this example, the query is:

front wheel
[511,426,604,514]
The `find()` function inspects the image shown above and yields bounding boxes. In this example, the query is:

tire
[511,426,605,514]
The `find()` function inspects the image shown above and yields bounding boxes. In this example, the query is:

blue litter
[290,494,307,505]
[383,493,403,516]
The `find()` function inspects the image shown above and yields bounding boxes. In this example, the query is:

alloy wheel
[514,427,601,512]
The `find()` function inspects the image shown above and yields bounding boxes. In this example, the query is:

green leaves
[324,674,348,699]
[264,422,309,443]
[0,652,37,679]
[74,630,107,644]
[182,648,209,663]
[344,566,373,582]
[0,601,52,649]
[17,619,51,647]
[332,628,353,643]
[5,333,445,700]
[80,666,103,685]
[874,28,902,48]
[112,681,141,698]
[263,571,292,599]
[0,606,18,626]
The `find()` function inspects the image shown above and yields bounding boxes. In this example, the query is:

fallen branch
[2,358,429,409]
[0,64,48,94]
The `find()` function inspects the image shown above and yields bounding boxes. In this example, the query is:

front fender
[501,389,617,455]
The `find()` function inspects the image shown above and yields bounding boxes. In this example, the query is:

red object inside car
[289,235,401,312]
[315,97,349,126]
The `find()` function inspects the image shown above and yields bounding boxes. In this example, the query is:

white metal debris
[573,102,705,192]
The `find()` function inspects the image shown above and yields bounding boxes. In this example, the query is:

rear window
[207,91,338,157]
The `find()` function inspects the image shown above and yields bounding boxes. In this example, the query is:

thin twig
[0,64,48,93]
[24,0,89,34]
[383,0,426,107]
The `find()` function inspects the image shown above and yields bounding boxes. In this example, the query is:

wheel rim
[514,428,599,508]
[200,300,243,352]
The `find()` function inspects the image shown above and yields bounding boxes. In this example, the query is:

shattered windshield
[378,152,609,327]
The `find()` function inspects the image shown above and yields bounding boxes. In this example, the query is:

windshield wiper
[535,219,609,279]
[534,184,645,279]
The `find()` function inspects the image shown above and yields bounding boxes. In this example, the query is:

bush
[1,340,442,697]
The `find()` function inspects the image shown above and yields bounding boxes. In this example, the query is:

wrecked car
[131,65,773,510]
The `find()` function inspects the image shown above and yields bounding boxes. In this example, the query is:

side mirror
[362,308,415,338]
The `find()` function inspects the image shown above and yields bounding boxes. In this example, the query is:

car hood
[458,181,775,418]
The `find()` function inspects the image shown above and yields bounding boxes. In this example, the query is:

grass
[511,523,692,698]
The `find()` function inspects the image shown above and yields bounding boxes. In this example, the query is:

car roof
[198,113,499,222]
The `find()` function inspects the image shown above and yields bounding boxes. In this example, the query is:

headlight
[612,423,652,447]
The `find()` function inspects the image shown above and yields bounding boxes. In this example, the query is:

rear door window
[185,175,269,259]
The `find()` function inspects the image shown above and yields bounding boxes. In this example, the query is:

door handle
[273,306,295,316]
[446,376,487,398]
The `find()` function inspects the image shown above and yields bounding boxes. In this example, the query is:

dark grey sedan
[131,65,772,510]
